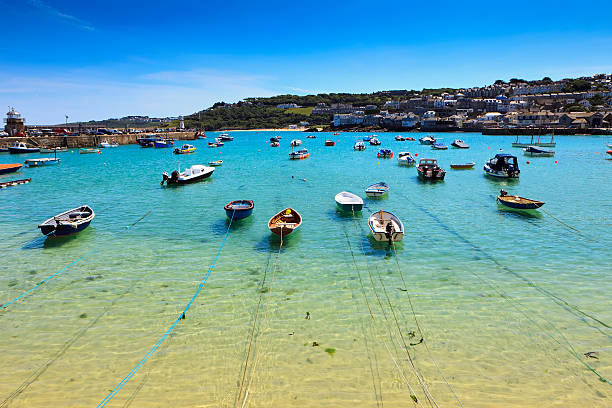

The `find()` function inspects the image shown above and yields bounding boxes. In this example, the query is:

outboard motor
[161,172,169,185]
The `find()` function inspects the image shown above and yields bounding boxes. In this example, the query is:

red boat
[607,150,612,157]
[325,140,335,146]
[0,163,23,175]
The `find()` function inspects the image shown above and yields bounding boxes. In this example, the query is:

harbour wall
[0,132,197,148]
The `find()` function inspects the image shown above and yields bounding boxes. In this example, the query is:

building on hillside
[333,114,364,127]
[277,103,298,109]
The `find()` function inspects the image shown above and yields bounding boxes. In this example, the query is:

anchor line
[348,213,438,407]
[96,210,236,408]
[1,210,153,311]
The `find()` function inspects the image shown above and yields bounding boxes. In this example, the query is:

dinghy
[451,139,469,149]
[99,140,119,148]
[432,141,448,150]
[39,147,67,153]
[368,210,404,242]
[335,191,363,212]
[325,140,336,146]
[161,164,214,185]
[395,135,405,141]
[38,205,95,236]
[397,152,415,166]
[80,148,101,154]
[419,135,435,145]
[365,182,389,197]
[369,138,381,146]
[208,160,223,166]
[268,208,302,237]
[497,190,544,211]
[224,200,254,220]
[450,162,475,169]
[290,139,302,147]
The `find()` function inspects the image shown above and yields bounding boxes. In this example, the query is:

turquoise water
[0,132,610,407]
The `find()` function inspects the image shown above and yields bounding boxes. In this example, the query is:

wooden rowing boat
[268,208,302,237]
[450,162,475,169]
[496,190,544,210]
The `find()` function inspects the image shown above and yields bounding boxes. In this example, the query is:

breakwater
[0,132,196,148]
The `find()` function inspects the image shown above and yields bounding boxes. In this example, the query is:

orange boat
[325,140,335,146]
[268,208,302,237]
[0,163,23,175]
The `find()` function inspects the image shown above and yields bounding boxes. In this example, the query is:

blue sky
[1,0,612,124]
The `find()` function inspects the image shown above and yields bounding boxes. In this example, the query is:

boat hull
[0,163,22,174]
[496,196,544,210]
[8,147,39,154]
[167,170,213,185]
[336,202,363,212]
[450,163,475,169]
[417,168,446,180]
[512,143,556,148]
[25,159,60,167]
[368,211,404,242]
[40,220,92,236]
[268,208,302,237]
[38,205,95,236]
[225,200,254,220]
[483,164,519,178]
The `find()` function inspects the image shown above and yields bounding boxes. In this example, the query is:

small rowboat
[38,205,95,236]
[208,160,223,166]
[225,200,254,220]
[523,146,554,157]
[419,136,435,145]
[377,149,393,158]
[0,163,23,174]
[335,191,363,212]
[365,182,389,197]
[395,135,405,141]
[405,137,416,141]
[40,147,67,153]
[80,148,101,154]
[450,162,475,169]
[99,140,119,148]
[0,178,30,189]
[174,144,196,154]
[25,158,60,167]
[496,190,545,210]
[268,208,302,237]
[368,210,404,242]
[325,140,336,146]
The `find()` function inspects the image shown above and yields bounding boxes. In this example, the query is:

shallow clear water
[0,132,610,407]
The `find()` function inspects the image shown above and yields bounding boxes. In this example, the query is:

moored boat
[39,147,67,153]
[377,149,393,158]
[353,141,366,151]
[523,145,555,157]
[218,134,233,141]
[417,158,446,180]
[38,205,95,236]
[496,189,545,211]
[335,191,363,212]
[8,142,39,154]
[419,135,436,145]
[369,138,381,146]
[362,136,372,142]
[208,160,223,166]
[161,164,214,185]
[306,135,316,139]
[325,140,336,146]
[80,148,101,154]
[271,141,280,147]
[289,148,309,160]
[25,158,60,167]
[153,140,173,148]
[290,139,302,147]
[174,144,196,154]
[208,142,222,148]
[483,154,520,178]
[99,140,119,148]
[368,210,404,242]
[0,163,22,174]
[0,178,30,189]
[432,141,448,150]
[395,135,405,141]
[224,200,254,220]
[365,182,389,197]
[333,132,340,135]
[268,208,302,237]
[450,162,475,169]
[397,152,415,166]
[451,139,469,149]
[607,149,612,157]
[405,137,416,141]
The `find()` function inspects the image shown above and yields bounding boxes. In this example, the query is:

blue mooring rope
[96,210,235,408]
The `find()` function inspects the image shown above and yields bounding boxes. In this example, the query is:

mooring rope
[1,211,152,311]
[96,210,235,408]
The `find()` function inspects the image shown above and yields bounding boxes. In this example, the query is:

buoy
[415,153,418,156]
[554,160,558,164]
[488,147,490,149]
[526,161,530,164]
[377,162,380,165]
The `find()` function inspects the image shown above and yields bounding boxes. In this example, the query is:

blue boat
[363,136,372,141]
[224,200,254,220]
[38,205,95,236]
[432,142,448,150]
[153,140,172,148]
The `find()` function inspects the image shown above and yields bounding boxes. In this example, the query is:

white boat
[451,139,469,149]
[335,191,363,212]
[369,138,381,146]
[99,140,119,148]
[419,135,436,145]
[368,210,404,242]
[289,148,309,160]
[483,154,520,178]
[290,139,302,147]
[365,182,389,197]
[8,142,39,154]
[25,158,60,167]
[523,146,555,157]
[353,141,365,150]
[395,135,405,141]
[80,148,101,154]
[397,152,415,166]
[218,134,233,141]
[161,164,215,185]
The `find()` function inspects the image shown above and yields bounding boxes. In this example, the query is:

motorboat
[80,148,101,154]
[290,139,302,147]
[38,205,95,236]
[8,142,39,154]
[335,191,363,212]
[523,146,555,157]
[271,142,280,147]
[218,134,233,141]
[25,158,60,167]
[365,182,389,197]
[354,141,366,151]
[377,149,393,158]
[153,140,173,148]
[268,208,302,237]
[369,138,381,146]
[395,135,405,141]
[450,162,475,169]
[432,141,448,150]
[451,139,469,149]
[306,135,316,139]
[405,137,416,141]
[368,210,404,242]
[0,163,22,174]
[397,152,415,166]
[224,200,254,220]
[607,149,612,157]
[483,154,520,178]
[270,137,280,143]
[208,160,223,166]
[208,142,222,148]
[419,135,436,145]
[362,136,372,142]
[417,158,446,180]
[174,144,196,154]
[497,189,544,211]
[214,138,225,146]
[325,140,336,146]
[99,140,119,148]
[333,132,340,135]
[289,148,309,160]
[161,164,214,185]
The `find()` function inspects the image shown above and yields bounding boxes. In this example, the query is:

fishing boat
[8,142,39,154]
[268,208,302,237]
[362,136,372,142]
[419,135,436,145]
[153,140,173,148]
[395,135,405,141]
[0,178,30,189]
[38,205,95,236]
[483,154,520,178]
[523,146,555,157]
[271,141,280,147]
[174,144,196,154]
[0,163,22,174]
[99,140,119,148]
[208,160,223,166]
[80,148,101,154]
[218,134,233,141]
[224,200,254,220]
[512,133,555,148]
[365,182,389,197]
[137,135,160,147]
[369,138,381,146]
[451,139,469,149]
[496,189,545,211]
[290,139,302,147]
[25,158,60,167]
[354,141,365,151]
[377,149,393,158]
[417,158,446,180]
[325,140,336,146]
[432,141,448,150]
[397,152,415,166]
[450,162,475,170]
[161,164,214,185]
[39,147,67,153]
[368,210,404,242]
[289,148,309,160]
[335,191,363,212]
